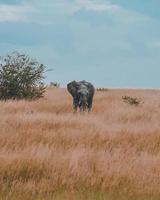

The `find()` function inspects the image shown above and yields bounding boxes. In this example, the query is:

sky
[0,0,160,88]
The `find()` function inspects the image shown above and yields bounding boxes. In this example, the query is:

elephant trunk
[79,94,88,111]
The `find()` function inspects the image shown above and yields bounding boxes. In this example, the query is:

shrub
[49,82,60,88]
[122,96,142,106]
[97,88,109,92]
[0,52,46,100]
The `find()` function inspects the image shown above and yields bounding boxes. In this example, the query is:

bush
[122,96,142,106]
[0,52,46,100]
[97,88,109,92]
[49,82,60,88]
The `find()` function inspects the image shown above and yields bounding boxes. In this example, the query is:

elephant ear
[67,81,78,98]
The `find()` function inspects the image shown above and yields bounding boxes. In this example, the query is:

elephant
[67,80,95,112]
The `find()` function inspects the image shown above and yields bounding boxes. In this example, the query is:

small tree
[0,52,46,100]
[49,82,60,88]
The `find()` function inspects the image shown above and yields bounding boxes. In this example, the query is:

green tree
[0,52,46,100]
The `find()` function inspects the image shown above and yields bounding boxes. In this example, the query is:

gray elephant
[67,80,95,112]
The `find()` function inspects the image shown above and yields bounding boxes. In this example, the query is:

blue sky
[0,0,160,88]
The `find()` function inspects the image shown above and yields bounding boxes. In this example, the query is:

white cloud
[76,0,120,12]
[151,41,160,48]
[31,0,122,25]
[31,0,120,14]
[0,0,149,24]
[0,4,37,22]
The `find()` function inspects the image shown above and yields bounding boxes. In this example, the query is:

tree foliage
[0,52,46,100]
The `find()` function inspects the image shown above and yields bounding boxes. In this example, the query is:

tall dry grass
[0,88,160,200]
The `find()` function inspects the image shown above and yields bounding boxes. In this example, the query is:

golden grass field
[0,87,160,200]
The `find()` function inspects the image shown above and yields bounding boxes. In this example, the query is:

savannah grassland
[0,88,160,200]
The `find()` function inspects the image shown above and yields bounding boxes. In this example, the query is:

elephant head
[77,85,89,111]
[67,80,95,112]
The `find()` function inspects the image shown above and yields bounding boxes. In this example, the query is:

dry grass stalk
[0,88,160,199]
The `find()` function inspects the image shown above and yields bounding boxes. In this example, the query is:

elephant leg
[80,103,88,113]
[73,105,78,113]
[87,97,93,112]
[73,98,79,113]
[79,105,84,112]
